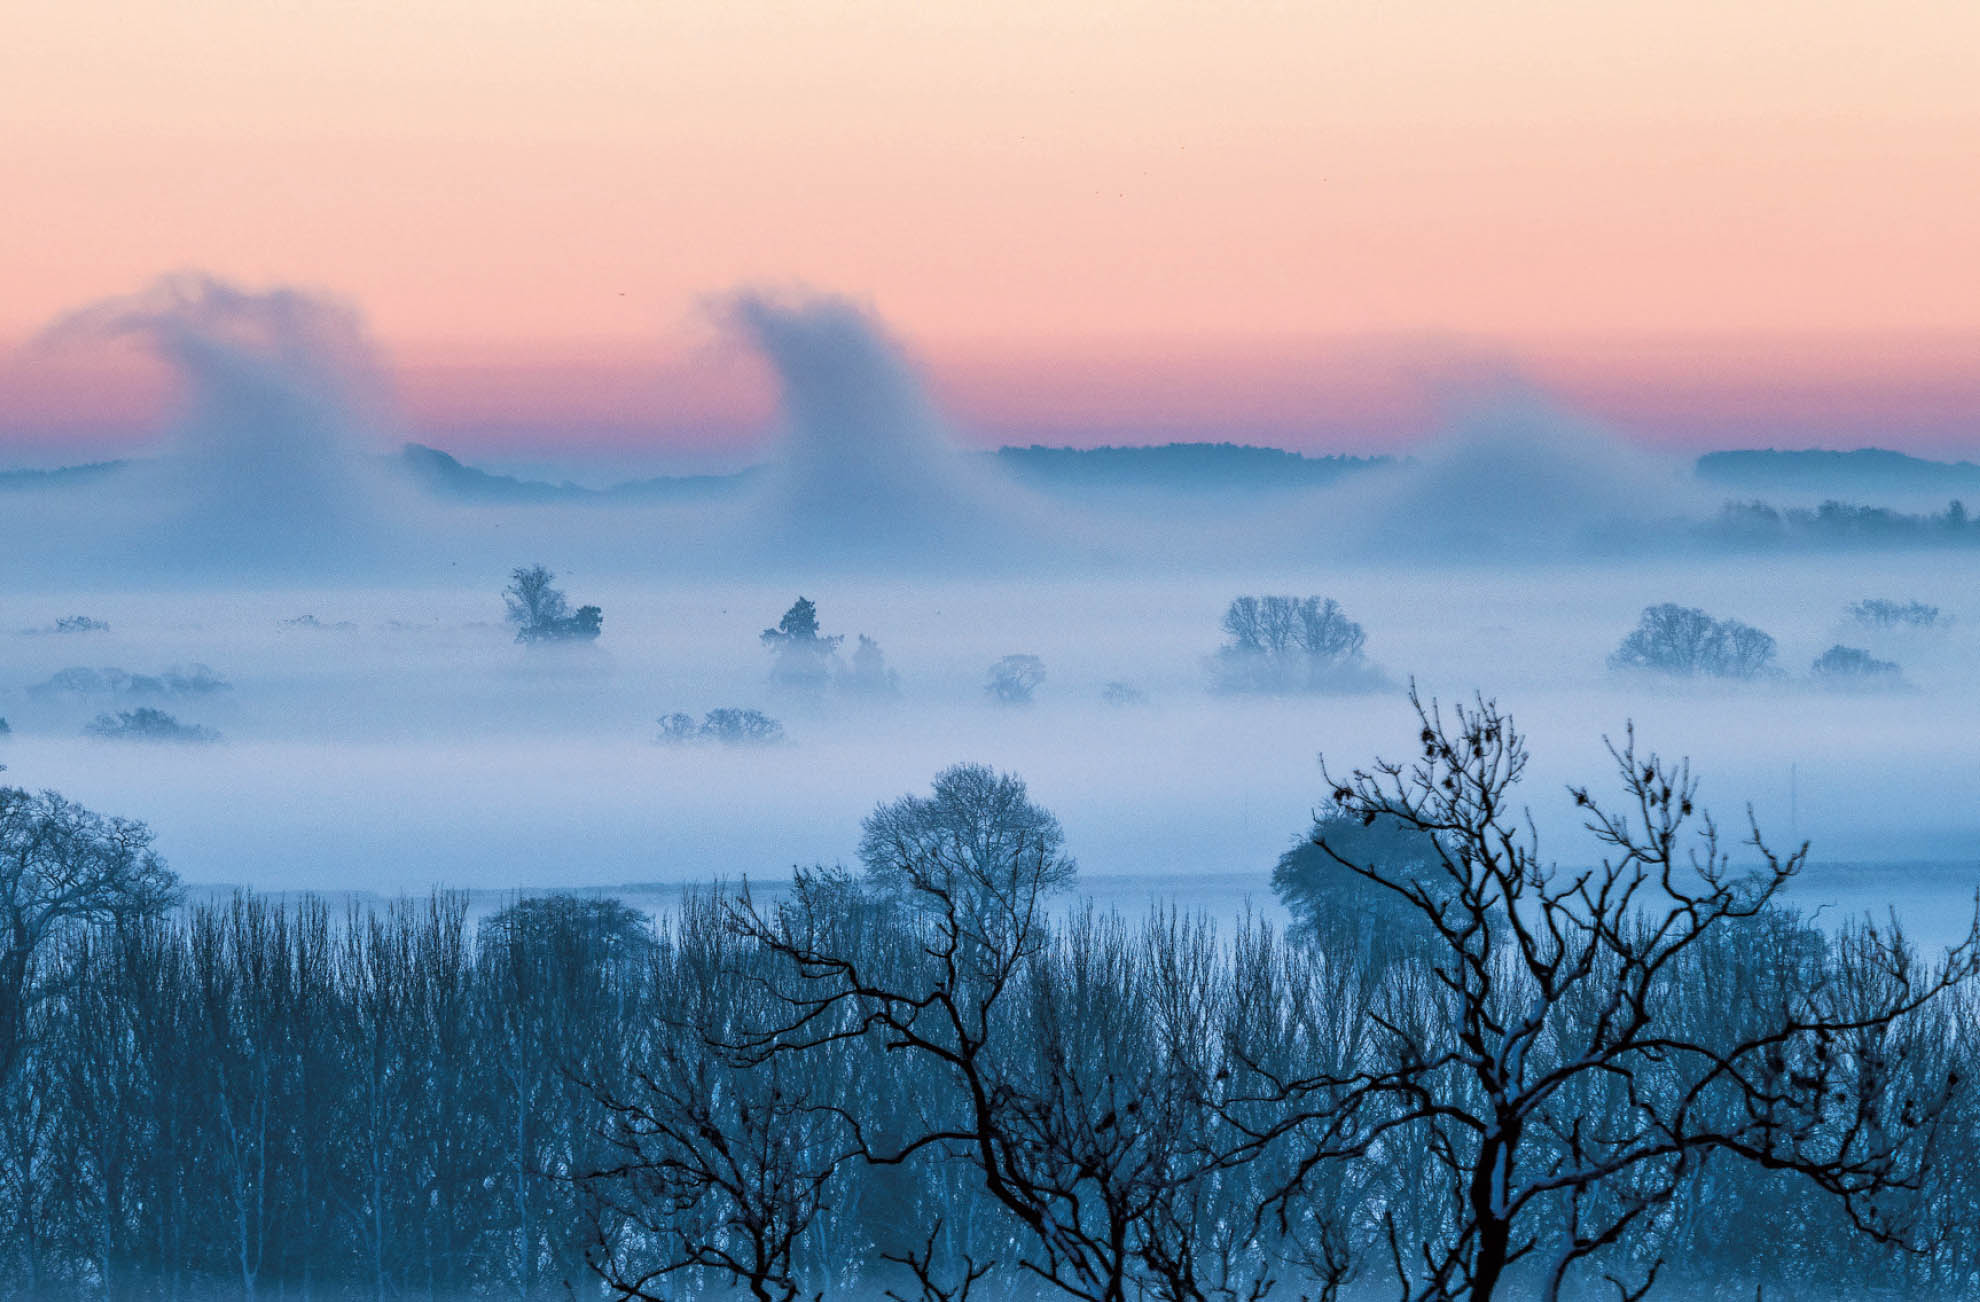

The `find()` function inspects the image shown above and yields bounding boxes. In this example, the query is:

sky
[6,0,1980,463]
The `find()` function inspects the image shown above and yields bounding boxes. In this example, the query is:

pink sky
[6,0,1980,461]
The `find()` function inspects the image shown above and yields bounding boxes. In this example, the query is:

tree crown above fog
[857,762,1075,905]
[1609,602,1778,679]
[503,564,602,644]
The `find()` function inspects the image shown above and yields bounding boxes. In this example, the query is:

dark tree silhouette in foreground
[722,766,1306,1302]
[505,564,603,643]
[1227,688,1977,1301]
[0,788,177,1092]
[577,892,858,1302]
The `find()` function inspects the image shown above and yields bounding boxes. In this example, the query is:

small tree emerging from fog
[1229,688,1978,1301]
[842,634,900,697]
[701,708,786,745]
[83,708,220,743]
[985,654,1046,705]
[656,708,786,746]
[1609,603,1777,678]
[1215,595,1373,693]
[31,664,230,699]
[1846,599,1943,631]
[762,597,845,690]
[1812,645,1902,683]
[504,564,602,643]
[1101,680,1148,706]
[52,615,109,634]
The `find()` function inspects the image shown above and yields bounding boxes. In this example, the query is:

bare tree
[986,655,1047,706]
[1215,597,1372,693]
[1223,688,1977,1301]
[578,891,856,1302]
[1609,604,1776,679]
[0,789,177,1092]
[505,564,602,643]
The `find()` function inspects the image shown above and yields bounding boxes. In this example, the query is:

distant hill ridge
[11,443,1980,503]
[401,440,1396,502]
[397,443,754,503]
[0,460,127,491]
[1696,448,1980,496]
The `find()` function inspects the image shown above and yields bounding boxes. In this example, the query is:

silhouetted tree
[701,708,787,746]
[0,788,177,1094]
[1609,603,1777,678]
[762,597,844,690]
[51,616,108,634]
[1812,645,1902,682]
[1846,599,1942,631]
[1227,689,1977,1300]
[843,634,901,698]
[859,764,1077,903]
[656,709,786,746]
[505,564,603,643]
[1215,596,1373,693]
[986,655,1046,705]
[83,708,220,743]
[579,892,857,1302]
[1271,812,1442,963]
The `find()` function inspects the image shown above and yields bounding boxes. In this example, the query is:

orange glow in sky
[6,0,1980,455]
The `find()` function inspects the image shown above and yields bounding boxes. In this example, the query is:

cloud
[721,291,1063,570]
[33,273,408,577]
[1324,388,1710,560]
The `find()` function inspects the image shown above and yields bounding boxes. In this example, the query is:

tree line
[4,703,1980,1300]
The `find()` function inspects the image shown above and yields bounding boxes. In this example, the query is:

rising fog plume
[723,291,1064,570]
[31,274,407,577]
[1326,389,1709,560]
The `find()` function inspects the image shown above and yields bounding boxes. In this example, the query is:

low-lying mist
[3,556,1977,949]
[5,274,1978,950]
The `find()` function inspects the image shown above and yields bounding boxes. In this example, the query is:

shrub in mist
[985,653,1046,705]
[83,707,220,743]
[1812,644,1903,684]
[280,613,358,631]
[1609,602,1778,678]
[1847,598,1944,630]
[503,563,603,643]
[656,708,785,746]
[761,596,844,690]
[30,663,230,700]
[1100,680,1148,706]
[1212,594,1378,693]
[839,633,900,698]
[26,614,110,634]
